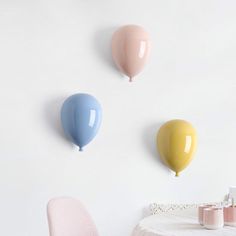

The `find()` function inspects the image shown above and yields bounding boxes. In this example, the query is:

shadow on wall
[44,97,72,148]
[93,26,126,80]
[142,206,151,218]
[142,122,171,174]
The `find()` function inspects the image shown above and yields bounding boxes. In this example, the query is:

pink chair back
[47,197,99,236]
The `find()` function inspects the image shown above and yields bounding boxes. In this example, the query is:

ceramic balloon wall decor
[156,119,197,177]
[112,25,151,82]
[61,93,102,151]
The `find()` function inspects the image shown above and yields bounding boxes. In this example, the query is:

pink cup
[203,207,224,230]
[198,205,215,225]
[224,206,236,226]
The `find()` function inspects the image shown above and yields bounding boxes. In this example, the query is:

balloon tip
[175,172,179,177]
[79,147,83,152]
[129,77,133,82]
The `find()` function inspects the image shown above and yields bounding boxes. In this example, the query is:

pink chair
[47,197,99,236]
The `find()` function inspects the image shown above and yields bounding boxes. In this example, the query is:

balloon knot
[79,147,83,152]
[175,172,179,177]
[129,77,133,82]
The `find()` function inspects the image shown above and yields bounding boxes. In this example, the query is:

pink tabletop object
[198,205,215,225]
[224,206,236,226]
[203,207,224,230]
[47,197,99,236]
[112,25,151,82]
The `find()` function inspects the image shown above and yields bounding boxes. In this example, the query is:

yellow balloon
[156,120,197,177]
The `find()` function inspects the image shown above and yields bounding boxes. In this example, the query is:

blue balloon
[61,93,102,151]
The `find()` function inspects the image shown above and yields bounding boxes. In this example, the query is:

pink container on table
[203,207,224,230]
[224,206,236,226]
[198,204,215,225]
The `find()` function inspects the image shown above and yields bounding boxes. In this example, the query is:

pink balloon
[112,25,151,82]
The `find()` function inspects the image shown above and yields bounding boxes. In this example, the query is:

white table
[132,209,236,236]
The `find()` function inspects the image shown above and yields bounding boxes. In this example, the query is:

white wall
[0,0,236,235]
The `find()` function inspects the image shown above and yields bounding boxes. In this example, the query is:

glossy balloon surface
[112,25,151,81]
[61,94,102,151]
[157,120,197,176]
